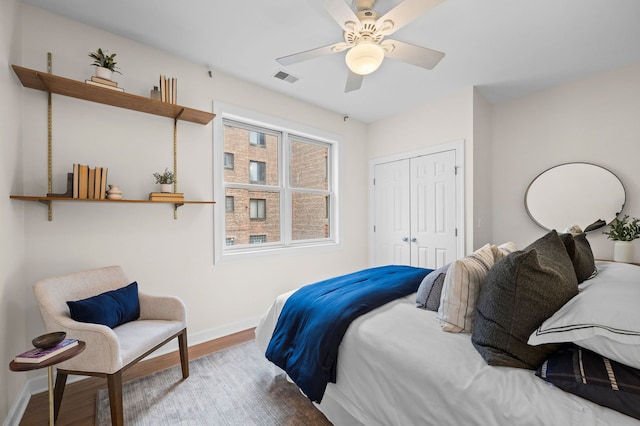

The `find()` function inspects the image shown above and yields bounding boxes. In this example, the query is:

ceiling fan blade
[382,39,445,70]
[277,42,348,66]
[323,0,360,32]
[345,70,364,92]
[376,0,445,36]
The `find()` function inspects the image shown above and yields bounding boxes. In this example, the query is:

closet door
[410,150,457,268]
[372,150,458,268]
[373,159,411,266]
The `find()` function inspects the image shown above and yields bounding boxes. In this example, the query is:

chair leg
[178,329,189,379]
[107,371,124,426]
[53,370,68,422]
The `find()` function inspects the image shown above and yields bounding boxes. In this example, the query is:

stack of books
[159,75,177,104]
[85,75,124,92]
[73,164,108,199]
[14,339,79,364]
[149,192,184,202]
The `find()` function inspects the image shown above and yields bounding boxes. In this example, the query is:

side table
[9,341,86,425]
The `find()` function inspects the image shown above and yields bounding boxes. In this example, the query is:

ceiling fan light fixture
[345,42,384,75]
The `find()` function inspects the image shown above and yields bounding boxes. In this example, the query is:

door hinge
[373,178,375,186]
[454,166,459,175]
[373,225,376,232]
[455,228,458,237]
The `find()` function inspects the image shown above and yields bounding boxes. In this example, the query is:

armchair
[32,266,188,426]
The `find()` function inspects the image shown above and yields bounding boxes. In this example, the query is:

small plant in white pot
[153,168,175,193]
[89,48,121,81]
[603,214,640,263]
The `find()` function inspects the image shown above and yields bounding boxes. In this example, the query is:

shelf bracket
[47,52,53,221]
[173,116,179,219]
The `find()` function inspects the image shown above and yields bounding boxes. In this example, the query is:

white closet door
[373,159,411,266]
[410,150,457,268]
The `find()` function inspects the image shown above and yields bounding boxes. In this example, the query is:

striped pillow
[438,243,495,333]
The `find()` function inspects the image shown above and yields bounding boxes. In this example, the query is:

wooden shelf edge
[12,65,215,125]
[10,195,214,204]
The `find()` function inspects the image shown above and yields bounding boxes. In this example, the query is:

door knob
[411,238,417,243]
[402,237,409,242]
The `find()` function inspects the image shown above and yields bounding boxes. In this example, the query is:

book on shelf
[85,80,125,92]
[78,165,89,199]
[93,167,102,199]
[99,167,108,199]
[72,164,108,199]
[73,163,79,198]
[88,168,95,199]
[159,75,177,104]
[149,192,184,202]
[14,339,79,364]
[90,76,117,87]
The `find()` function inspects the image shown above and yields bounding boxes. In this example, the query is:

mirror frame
[524,162,626,232]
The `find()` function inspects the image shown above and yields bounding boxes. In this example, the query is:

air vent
[273,70,299,84]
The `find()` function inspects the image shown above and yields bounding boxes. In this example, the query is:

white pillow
[493,241,517,260]
[528,261,640,369]
[438,243,495,333]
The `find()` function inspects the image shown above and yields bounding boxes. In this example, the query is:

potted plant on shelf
[603,214,640,263]
[153,168,175,193]
[89,48,121,81]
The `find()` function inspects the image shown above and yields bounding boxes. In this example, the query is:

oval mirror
[525,163,626,232]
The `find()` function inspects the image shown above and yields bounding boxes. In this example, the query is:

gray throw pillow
[559,232,596,283]
[471,230,579,369]
[416,264,449,311]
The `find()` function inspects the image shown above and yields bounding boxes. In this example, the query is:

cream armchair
[32,266,188,426]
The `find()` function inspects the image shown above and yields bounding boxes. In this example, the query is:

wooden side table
[10,341,86,425]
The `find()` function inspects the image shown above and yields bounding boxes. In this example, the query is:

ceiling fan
[276,0,446,92]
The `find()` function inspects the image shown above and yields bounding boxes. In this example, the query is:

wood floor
[19,329,255,426]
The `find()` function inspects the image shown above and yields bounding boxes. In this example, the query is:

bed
[255,231,640,425]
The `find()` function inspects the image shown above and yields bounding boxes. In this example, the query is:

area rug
[96,341,331,425]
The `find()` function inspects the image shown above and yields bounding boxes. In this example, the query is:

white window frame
[213,102,341,263]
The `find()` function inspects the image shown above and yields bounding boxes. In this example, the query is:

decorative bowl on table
[32,331,66,349]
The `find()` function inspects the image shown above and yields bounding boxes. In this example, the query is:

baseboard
[2,383,30,426]
[2,316,261,426]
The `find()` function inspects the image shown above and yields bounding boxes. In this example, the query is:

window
[225,196,234,212]
[224,152,234,169]
[249,198,266,220]
[249,131,266,147]
[218,113,337,257]
[249,235,267,244]
[249,161,266,184]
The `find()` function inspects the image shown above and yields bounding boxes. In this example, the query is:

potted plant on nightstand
[603,214,640,263]
[153,168,175,193]
[89,48,121,81]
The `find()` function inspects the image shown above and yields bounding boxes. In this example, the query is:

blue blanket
[265,265,431,402]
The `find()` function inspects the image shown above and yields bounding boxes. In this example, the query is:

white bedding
[255,274,639,426]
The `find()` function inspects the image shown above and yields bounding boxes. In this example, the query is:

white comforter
[255,290,638,426]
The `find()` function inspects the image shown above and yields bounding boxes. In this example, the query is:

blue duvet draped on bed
[265,265,430,402]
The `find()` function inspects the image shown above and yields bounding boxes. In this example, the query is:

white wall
[472,89,494,248]
[366,87,479,253]
[0,0,27,422]
[491,62,640,258]
[19,4,368,356]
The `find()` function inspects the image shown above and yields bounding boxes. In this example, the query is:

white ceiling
[22,0,640,123]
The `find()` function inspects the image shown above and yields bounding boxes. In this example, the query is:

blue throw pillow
[67,282,140,328]
[536,345,640,420]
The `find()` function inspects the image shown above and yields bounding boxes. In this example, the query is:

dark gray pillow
[416,264,449,311]
[559,232,596,283]
[537,346,640,420]
[472,230,579,369]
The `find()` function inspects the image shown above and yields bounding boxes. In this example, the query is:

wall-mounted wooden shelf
[11,65,214,125]
[10,195,214,207]
[11,60,215,220]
